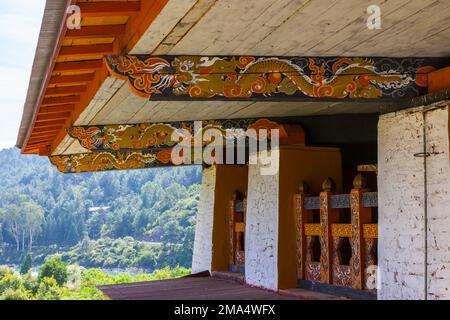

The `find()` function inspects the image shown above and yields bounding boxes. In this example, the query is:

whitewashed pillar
[378,105,450,300]
[192,166,216,273]
[245,151,280,291]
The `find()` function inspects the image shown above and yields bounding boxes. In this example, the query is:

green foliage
[0,148,201,271]
[0,265,14,280]
[20,253,33,275]
[38,256,68,286]
[36,277,62,300]
[0,259,191,300]
[0,273,23,294]
[0,288,29,300]
[22,272,39,294]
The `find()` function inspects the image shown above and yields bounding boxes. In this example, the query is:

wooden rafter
[78,1,141,17]
[21,0,171,155]
[59,43,115,57]
[29,135,57,142]
[39,104,75,114]
[34,120,67,128]
[45,85,87,96]
[53,60,103,72]
[42,95,81,105]
[30,131,60,139]
[49,73,95,85]
[36,112,72,122]
[34,127,63,134]
[65,25,126,38]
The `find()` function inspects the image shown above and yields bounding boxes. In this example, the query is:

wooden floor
[97,275,343,300]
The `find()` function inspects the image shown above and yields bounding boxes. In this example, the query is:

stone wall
[192,166,216,273]
[245,152,280,291]
[378,105,450,300]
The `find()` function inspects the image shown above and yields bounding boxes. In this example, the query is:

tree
[0,204,23,251]
[20,253,33,275]
[22,202,45,250]
[38,256,68,286]
[0,201,44,251]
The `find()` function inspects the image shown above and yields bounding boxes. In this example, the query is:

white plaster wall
[245,152,280,291]
[425,107,450,300]
[192,166,216,273]
[378,106,450,300]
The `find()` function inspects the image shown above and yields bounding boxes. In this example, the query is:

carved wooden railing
[295,174,378,291]
[229,191,247,271]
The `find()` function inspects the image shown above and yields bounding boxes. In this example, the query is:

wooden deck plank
[98,276,300,300]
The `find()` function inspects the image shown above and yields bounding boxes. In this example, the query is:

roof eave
[16,0,69,150]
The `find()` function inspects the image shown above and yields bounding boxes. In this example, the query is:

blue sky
[0,0,46,149]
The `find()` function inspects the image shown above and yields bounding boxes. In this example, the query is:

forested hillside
[0,148,202,270]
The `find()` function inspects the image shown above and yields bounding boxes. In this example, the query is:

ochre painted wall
[278,146,342,289]
[211,165,249,272]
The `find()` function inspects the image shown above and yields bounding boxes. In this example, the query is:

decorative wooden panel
[304,224,322,236]
[67,118,286,151]
[331,224,352,238]
[363,224,378,239]
[104,55,447,101]
[295,174,378,292]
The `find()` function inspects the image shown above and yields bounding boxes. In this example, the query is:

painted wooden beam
[49,73,95,85]
[39,104,75,114]
[42,95,81,105]
[53,60,103,72]
[78,1,141,17]
[29,132,59,140]
[104,55,449,101]
[65,24,126,38]
[50,149,175,174]
[27,141,51,148]
[67,118,295,151]
[59,43,115,58]
[28,138,52,145]
[28,134,57,141]
[36,112,72,122]
[34,126,64,134]
[428,67,450,93]
[45,85,87,96]
[35,120,67,128]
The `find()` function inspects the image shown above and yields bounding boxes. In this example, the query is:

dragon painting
[105,55,428,100]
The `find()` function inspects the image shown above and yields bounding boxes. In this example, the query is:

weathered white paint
[378,105,450,300]
[424,107,450,300]
[192,166,216,273]
[245,151,280,291]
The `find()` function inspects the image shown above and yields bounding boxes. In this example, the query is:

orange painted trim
[49,0,170,154]
[29,131,57,138]
[34,126,64,134]
[104,58,150,98]
[42,95,80,105]
[59,43,115,57]
[45,85,87,96]
[21,0,77,154]
[428,67,450,93]
[35,120,67,128]
[36,112,72,122]
[65,24,126,38]
[53,60,103,72]
[49,73,95,85]
[78,1,141,17]
[39,104,75,114]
